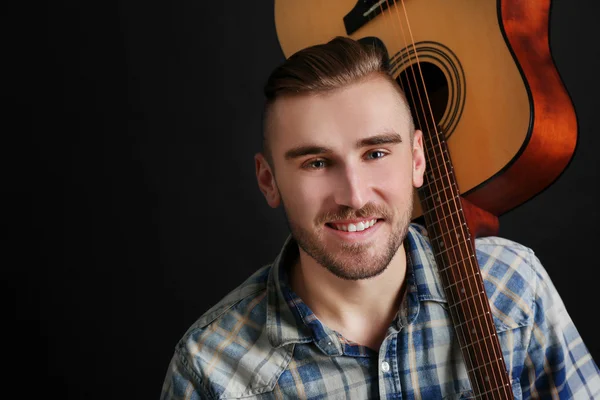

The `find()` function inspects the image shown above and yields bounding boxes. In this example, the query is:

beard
[282,199,413,281]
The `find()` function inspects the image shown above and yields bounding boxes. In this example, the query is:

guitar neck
[418,129,514,398]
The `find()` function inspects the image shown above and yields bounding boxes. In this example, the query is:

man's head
[262,37,415,168]
[255,36,426,281]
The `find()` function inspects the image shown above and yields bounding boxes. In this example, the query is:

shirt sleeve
[160,349,214,400]
[520,250,600,399]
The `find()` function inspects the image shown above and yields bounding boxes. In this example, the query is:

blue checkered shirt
[161,224,600,399]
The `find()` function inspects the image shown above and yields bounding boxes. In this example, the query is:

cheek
[279,176,327,220]
[369,159,414,195]
[379,180,413,208]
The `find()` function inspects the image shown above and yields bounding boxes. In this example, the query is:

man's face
[256,75,425,280]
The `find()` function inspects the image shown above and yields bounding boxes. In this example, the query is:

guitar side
[464,0,577,215]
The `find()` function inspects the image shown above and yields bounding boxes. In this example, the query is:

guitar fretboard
[418,130,514,399]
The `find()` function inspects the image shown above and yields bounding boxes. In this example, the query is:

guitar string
[377,0,418,130]
[389,4,488,397]
[375,2,477,393]
[379,1,484,393]
[375,8,483,396]
[380,4,485,396]
[374,4,489,396]
[354,2,508,396]
[394,1,510,397]
[398,2,510,398]
[399,3,508,398]
[379,2,485,396]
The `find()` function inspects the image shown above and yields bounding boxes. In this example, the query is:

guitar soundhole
[397,62,448,133]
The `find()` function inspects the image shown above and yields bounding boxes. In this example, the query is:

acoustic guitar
[274,1,577,398]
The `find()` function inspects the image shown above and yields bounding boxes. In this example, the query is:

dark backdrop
[5,0,599,398]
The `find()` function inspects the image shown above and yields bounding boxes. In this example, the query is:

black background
[5,0,599,398]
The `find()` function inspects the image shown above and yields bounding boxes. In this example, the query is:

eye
[302,159,328,170]
[365,150,387,160]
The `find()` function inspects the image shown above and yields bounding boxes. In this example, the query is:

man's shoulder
[410,222,540,276]
[179,264,273,344]
[411,223,544,330]
[474,234,540,281]
[474,235,543,330]
[169,263,293,398]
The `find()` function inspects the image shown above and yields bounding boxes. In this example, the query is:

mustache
[317,203,393,224]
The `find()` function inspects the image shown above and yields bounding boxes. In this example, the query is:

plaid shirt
[161,224,600,399]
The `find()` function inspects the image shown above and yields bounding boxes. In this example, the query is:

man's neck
[290,245,408,351]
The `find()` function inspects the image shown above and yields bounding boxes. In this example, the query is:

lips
[328,218,379,232]
[329,218,377,232]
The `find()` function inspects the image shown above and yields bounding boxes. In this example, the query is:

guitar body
[274,0,577,218]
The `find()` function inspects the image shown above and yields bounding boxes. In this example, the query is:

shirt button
[381,361,390,372]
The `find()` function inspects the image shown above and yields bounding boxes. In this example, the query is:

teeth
[332,219,377,232]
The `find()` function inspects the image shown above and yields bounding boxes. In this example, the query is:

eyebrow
[284,132,403,160]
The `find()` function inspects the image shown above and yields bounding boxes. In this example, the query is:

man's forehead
[267,81,412,148]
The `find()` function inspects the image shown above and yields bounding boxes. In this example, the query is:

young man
[161,37,599,399]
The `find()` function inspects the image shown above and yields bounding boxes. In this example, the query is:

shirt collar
[266,235,314,348]
[266,223,447,349]
[404,223,447,303]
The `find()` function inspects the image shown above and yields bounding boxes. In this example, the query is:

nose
[333,164,369,210]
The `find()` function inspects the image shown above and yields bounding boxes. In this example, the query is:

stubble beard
[283,199,413,281]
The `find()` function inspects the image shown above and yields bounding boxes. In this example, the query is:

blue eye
[304,159,327,169]
[366,150,386,160]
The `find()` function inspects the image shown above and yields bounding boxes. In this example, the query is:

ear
[255,153,281,208]
[412,130,426,188]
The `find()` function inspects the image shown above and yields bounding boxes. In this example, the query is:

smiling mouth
[326,219,380,232]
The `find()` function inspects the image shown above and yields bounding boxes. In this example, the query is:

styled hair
[262,36,412,167]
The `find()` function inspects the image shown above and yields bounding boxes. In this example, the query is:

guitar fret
[448,316,495,370]
[419,129,512,398]
[425,151,452,171]
[455,323,486,344]
[455,310,492,329]
[437,254,476,273]
[421,191,461,215]
[448,291,486,309]
[425,205,462,224]
[424,156,451,168]
[423,167,455,188]
[421,158,453,177]
[432,238,469,258]
[466,359,509,395]
[438,243,469,261]
[425,157,453,176]
[443,280,485,313]
[437,259,485,310]
[420,195,462,223]
[423,137,449,154]
[420,165,457,188]
[445,271,482,290]
[424,208,464,233]
[423,137,440,146]
[423,133,441,143]
[419,182,460,204]
[420,184,459,206]
[460,332,498,352]
[429,223,471,244]
[468,357,504,374]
